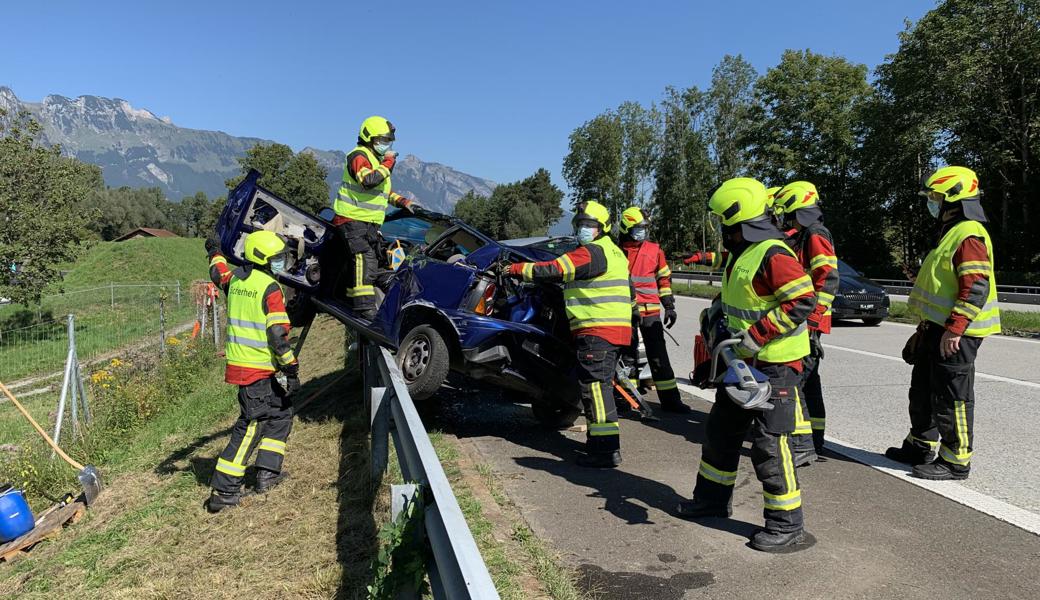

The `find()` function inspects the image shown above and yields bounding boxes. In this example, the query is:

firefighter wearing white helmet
[676,177,817,553]
[886,166,1000,481]
[204,230,300,512]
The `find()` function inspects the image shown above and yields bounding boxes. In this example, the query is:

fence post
[110,282,115,308]
[159,295,167,359]
[212,295,219,346]
[176,280,182,306]
[52,314,75,455]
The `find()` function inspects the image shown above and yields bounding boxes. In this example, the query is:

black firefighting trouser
[693,364,804,533]
[336,221,381,314]
[577,335,621,455]
[793,339,825,454]
[210,377,294,494]
[901,322,981,467]
[624,313,682,408]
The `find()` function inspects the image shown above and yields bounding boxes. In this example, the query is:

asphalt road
[427,294,1040,599]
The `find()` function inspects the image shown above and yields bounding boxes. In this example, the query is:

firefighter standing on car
[885,166,1000,480]
[774,181,838,464]
[676,177,817,553]
[333,116,420,319]
[618,206,690,413]
[205,231,300,512]
[505,201,633,468]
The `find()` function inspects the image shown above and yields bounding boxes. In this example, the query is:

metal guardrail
[363,338,500,600]
[673,271,1039,305]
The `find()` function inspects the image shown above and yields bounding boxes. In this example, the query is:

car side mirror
[318,207,335,222]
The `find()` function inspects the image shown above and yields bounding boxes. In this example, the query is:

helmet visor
[573,217,600,233]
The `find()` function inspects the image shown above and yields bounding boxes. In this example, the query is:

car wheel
[531,400,581,430]
[397,325,450,401]
[862,317,884,326]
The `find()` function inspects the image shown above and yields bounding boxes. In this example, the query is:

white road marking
[822,343,1040,389]
[675,380,1040,536]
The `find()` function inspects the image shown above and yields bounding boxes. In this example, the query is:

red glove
[382,152,397,170]
[507,263,526,278]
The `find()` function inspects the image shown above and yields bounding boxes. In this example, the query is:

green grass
[59,237,207,289]
[672,279,1040,336]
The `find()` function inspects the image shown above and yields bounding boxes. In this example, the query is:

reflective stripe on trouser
[694,364,803,532]
[576,335,620,455]
[336,222,380,312]
[210,378,295,494]
[902,323,980,463]
[631,315,682,407]
[794,355,826,453]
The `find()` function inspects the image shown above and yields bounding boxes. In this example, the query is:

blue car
[216,170,582,425]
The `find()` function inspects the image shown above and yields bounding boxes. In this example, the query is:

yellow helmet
[619,206,646,234]
[358,116,396,144]
[921,166,979,203]
[774,181,819,214]
[243,230,287,267]
[572,200,612,233]
[708,178,768,226]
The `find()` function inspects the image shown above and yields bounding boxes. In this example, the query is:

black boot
[660,401,692,414]
[577,451,621,469]
[675,498,732,519]
[812,431,826,454]
[884,443,935,466]
[206,490,240,513]
[751,529,807,553]
[912,458,969,481]
[254,469,289,493]
[794,449,817,468]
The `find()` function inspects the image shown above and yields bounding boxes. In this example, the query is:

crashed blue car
[216,170,584,425]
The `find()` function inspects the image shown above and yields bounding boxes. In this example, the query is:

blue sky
[2,0,934,188]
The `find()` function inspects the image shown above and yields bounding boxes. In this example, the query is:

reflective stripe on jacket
[723,239,810,363]
[335,145,392,225]
[909,220,1000,337]
[565,237,633,336]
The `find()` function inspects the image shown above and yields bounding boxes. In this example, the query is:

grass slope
[60,238,208,289]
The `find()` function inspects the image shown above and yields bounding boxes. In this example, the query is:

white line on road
[675,380,1040,536]
[822,343,1040,389]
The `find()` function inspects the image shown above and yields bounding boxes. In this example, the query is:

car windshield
[515,237,577,258]
[381,214,445,246]
[838,259,862,277]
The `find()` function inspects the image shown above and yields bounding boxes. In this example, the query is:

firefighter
[618,206,690,413]
[676,177,817,553]
[885,166,1000,480]
[774,181,838,464]
[333,116,420,319]
[205,231,300,512]
[505,201,633,468]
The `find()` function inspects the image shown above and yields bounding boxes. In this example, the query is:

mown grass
[672,278,1040,336]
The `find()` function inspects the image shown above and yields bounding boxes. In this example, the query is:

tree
[562,112,623,214]
[745,50,885,270]
[706,54,758,180]
[226,143,329,214]
[84,186,174,240]
[0,111,103,303]
[453,169,565,239]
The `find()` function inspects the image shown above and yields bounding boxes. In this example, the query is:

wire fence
[0,282,197,385]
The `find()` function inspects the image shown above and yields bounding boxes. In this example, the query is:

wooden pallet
[0,495,87,562]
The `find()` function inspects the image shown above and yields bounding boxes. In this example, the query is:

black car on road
[832,260,890,326]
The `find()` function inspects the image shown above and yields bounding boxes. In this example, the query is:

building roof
[113,227,180,241]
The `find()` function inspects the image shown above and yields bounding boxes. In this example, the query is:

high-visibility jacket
[564,237,633,336]
[909,220,1000,337]
[335,145,394,225]
[226,268,294,372]
[623,240,673,316]
[723,239,810,363]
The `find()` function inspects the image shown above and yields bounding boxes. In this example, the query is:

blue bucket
[0,488,35,543]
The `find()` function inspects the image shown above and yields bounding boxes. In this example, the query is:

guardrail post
[368,341,391,481]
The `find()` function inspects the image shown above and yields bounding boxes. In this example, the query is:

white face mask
[373,142,393,155]
[927,199,942,219]
[269,256,287,274]
[630,227,647,241]
[577,227,598,245]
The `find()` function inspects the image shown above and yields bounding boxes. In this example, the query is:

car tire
[397,325,450,401]
[862,317,884,326]
[531,400,581,430]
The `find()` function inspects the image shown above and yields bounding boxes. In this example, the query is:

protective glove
[205,236,221,257]
[730,328,761,358]
[683,252,704,265]
[282,363,301,395]
[399,197,421,213]
[664,308,678,329]
[504,263,525,279]
[809,330,824,359]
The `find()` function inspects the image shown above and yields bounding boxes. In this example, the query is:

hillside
[59,238,207,289]
[0,87,496,212]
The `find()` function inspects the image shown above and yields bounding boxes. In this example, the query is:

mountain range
[0,87,496,213]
